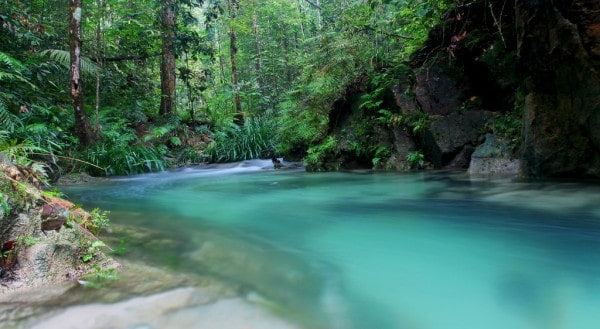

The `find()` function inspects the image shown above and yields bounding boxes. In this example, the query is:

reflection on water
[49,161,600,329]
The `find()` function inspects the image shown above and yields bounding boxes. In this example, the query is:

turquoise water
[61,160,600,329]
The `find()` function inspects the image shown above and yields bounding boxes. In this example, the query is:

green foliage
[0,192,9,218]
[0,130,47,170]
[14,104,76,162]
[0,51,32,87]
[0,100,19,133]
[489,111,522,150]
[86,208,111,237]
[372,146,392,167]
[80,265,119,289]
[377,109,404,128]
[84,141,166,176]
[410,112,430,134]
[276,30,370,156]
[17,235,41,247]
[406,150,425,169]
[81,240,106,263]
[339,0,454,65]
[0,0,460,176]
[376,109,429,134]
[82,109,166,176]
[111,239,127,256]
[39,49,99,77]
[277,99,329,155]
[207,115,277,162]
[304,136,338,170]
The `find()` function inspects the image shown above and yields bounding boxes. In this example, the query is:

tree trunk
[94,0,105,135]
[252,10,262,75]
[69,0,95,146]
[252,9,266,110]
[159,0,177,116]
[229,0,243,124]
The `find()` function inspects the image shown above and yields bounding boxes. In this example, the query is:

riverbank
[1,258,301,329]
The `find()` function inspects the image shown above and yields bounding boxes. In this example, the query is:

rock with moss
[468,133,521,177]
[0,162,119,294]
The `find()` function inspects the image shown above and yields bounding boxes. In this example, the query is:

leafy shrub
[409,112,430,134]
[372,146,391,167]
[406,150,425,169]
[81,208,111,237]
[84,142,166,176]
[206,115,277,162]
[81,240,106,263]
[377,109,404,128]
[81,109,166,176]
[304,136,338,170]
[489,110,522,150]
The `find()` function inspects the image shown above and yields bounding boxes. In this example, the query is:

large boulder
[469,134,521,176]
[426,110,493,168]
[415,66,464,116]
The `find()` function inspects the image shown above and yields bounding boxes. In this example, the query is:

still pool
[46,161,600,328]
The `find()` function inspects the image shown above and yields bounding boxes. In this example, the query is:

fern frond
[0,52,26,72]
[39,49,100,76]
[0,99,23,132]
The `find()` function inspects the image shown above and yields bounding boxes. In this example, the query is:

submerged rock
[27,287,301,329]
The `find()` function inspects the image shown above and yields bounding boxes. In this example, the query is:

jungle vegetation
[0,0,454,178]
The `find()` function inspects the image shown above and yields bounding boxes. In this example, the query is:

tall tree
[69,0,95,146]
[159,0,177,116]
[228,0,243,124]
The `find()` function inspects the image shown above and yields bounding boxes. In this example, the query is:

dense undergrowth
[0,0,460,178]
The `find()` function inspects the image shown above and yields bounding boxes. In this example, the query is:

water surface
[55,160,600,329]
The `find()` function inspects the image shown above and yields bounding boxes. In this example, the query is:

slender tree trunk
[317,0,321,30]
[296,0,306,39]
[159,0,177,116]
[94,0,105,135]
[229,0,243,124]
[252,9,266,110]
[252,10,262,75]
[69,0,95,146]
[216,29,227,84]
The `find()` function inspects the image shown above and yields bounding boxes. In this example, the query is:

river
[23,160,600,328]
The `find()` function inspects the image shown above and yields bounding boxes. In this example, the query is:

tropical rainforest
[1,0,599,181]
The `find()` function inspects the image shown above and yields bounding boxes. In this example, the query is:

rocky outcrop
[426,110,493,168]
[517,0,600,177]
[0,161,118,293]
[313,1,599,177]
[386,61,497,170]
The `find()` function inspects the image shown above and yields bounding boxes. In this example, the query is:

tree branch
[98,52,161,63]
[360,25,415,40]
[303,0,322,10]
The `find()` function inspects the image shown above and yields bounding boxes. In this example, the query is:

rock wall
[318,1,600,177]
[517,0,600,177]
